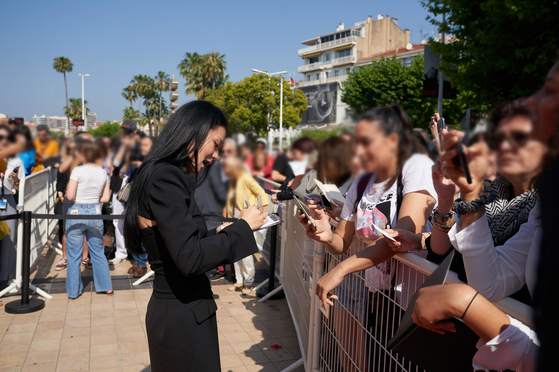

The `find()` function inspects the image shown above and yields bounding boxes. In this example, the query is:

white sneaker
[109,257,125,266]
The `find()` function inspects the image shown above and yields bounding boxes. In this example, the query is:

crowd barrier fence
[276,195,535,372]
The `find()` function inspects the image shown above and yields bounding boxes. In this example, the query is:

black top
[138,164,258,302]
[273,153,295,188]
[56,170,69,194]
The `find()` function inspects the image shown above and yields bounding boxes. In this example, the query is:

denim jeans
[133,245,147,268]
[65,202,112,298]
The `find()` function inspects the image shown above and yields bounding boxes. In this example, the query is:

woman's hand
[432,161,459,204]
[383,229,422,252]
[299,207,332,243]
[327,199,344,219]
[412,284,477,335]
[441,130,488,201]
[316,266,344,309]
[240,205,267,231]
[429,112,442,154]
[217,222,233,233]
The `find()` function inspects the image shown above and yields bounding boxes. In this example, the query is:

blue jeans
[133,245,147,268]
[65,203,112,298]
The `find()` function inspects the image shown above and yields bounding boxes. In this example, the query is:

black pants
[146,295,220,371]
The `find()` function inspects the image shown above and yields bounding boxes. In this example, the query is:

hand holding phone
[294,195,318,231]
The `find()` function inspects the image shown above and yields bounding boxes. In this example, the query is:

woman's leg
[233,260,244,285]
[65,220,85,298]
[86,220,112,293]
[241,255,255,287]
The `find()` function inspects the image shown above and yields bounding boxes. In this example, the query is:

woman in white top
[0,124,25,283]
[65,141,112,299]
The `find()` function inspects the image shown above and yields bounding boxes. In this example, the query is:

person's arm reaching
[271,170,287,183]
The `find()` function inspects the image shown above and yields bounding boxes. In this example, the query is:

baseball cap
[121,120,137,132]
[8,117,18,124]
[256,138,268,147]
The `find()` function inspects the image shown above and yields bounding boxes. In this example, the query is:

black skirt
[146,295,220,371]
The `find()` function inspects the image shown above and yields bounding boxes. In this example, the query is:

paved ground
[0,239,304,372]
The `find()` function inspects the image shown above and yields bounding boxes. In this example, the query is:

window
[325,71,330,79]
[325,53,331,62]
[316,73,320,80]
[346,68,351,74]
[306,75,311,81]
[338,49,351,58]
[309,56,319,64]
[334,69,339,77]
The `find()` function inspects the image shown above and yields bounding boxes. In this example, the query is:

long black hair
[359,105,418,189]
[124,100,228,254]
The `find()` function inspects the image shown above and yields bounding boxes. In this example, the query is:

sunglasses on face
[488,131,531,151]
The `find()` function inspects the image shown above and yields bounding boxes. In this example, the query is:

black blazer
[138,163,258,303]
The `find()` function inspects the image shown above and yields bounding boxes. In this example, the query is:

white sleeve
[69,167,82,182]
[401,155,437,200]
[473,315,539,372]
[448,203,540,302]
[340,173,362,222]
[17,159,25,180]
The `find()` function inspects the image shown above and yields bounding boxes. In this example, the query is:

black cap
[121,120,137,132]
[8,117,17,124]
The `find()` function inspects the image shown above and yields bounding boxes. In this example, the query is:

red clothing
[245,154,275,180]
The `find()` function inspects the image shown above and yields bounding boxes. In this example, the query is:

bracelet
[432,219,452,232]
[432,208,453,223]
[452,190,497,217]
[461,291,479,319]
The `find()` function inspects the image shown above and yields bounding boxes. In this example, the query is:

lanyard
[1,173,4,199]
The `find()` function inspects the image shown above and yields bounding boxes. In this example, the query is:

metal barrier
[0,168,57,299]
[278,198,535,372]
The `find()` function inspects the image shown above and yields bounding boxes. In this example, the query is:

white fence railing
[0,167,58,299]
[277,198,535,372]
[298,36,358,56]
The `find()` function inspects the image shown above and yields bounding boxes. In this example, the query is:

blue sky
[0,0,436,122]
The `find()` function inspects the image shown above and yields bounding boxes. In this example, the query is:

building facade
[32,115,69,131]
[295,15,410,126]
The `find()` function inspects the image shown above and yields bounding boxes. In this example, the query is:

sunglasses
[488,131,530,151]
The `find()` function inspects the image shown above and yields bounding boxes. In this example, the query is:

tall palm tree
[155,71,170,137]
[64,98,89,121]
[122,86,136,107]
[53,56,73,131]
[178,52,208,100]
[123,106,139,121]
[205,51,227,90]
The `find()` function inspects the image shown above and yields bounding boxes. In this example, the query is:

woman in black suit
[124,101,267,371]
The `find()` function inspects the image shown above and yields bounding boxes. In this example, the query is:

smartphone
[457,142,472,184]
[12,166,19,174]
[293,195,318,231]
[437,117,446,154]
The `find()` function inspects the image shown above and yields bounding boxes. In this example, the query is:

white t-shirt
[289,155,308,176]
[70,164,109,204]
[2,157,25,196]
[341,154,437,290]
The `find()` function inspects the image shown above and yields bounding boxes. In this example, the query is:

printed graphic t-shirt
[340,154,437,291]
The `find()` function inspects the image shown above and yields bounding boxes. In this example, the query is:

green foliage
[48,130,58,138]
[123,106,139,121]
[53,56,73,119]
[177,51,229,100]
[422,0,559,108]
[64,98,89,120]
[341,55,486,128]
[205,74,308,135]
[299,128,346,144]
[88,121,121,138]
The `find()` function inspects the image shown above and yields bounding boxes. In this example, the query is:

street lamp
[78,73,90,129]
[251,69,288,151]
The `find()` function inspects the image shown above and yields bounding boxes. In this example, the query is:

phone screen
[437,118,446,154]
[293,195,317,230]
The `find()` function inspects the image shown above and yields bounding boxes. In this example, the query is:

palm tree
[64,98,89,121]
[205,51,227,90]
[178,52,208,100]
[155,71,170,137]
[53,56,73,131]
[123,106,139,121]
[122,86,136,107]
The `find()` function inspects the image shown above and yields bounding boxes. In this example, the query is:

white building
[32,115,69,131]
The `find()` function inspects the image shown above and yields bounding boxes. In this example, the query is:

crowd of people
[1,60,558,371]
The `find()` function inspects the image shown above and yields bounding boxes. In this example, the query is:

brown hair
[489,99,533,132]
[316,136,353,187]
[75,141,101,163]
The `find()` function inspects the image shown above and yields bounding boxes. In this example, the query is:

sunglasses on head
[488,131,530,151]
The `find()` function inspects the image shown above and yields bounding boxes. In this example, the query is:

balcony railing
[298,36,357,56]
[297,74,349,87]
[297,55,356,73]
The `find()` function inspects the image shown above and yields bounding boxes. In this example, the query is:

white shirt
[473,315,539,372]
[2,157,25,196]
[289,155,308,176]
[341,154,437,290]
[448,202,541,302]
[70,164,109,204]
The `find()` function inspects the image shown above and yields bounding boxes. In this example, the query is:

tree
[341,55,479,128]
[123,106,139,121]
[64,98,89,121]
[205,74,308,135]
[122,86,136,107]
[53,56,73,130]
[154,71,171,137]
[130,75,156,136]
[88,121,121,138]
[422,0,559,108]
[177,51,228,100]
